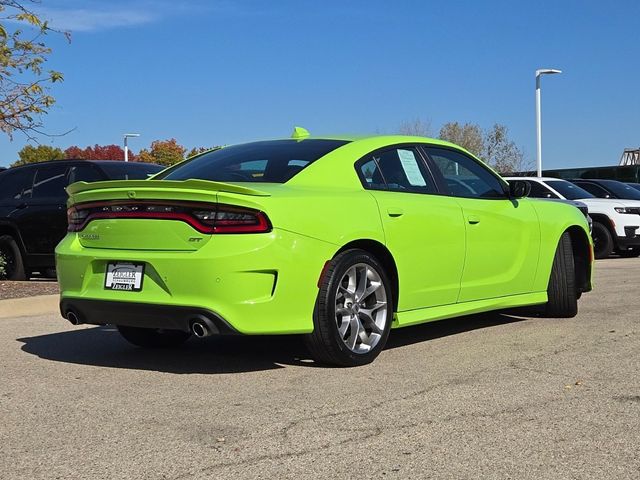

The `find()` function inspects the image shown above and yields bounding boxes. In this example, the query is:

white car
[506,177,640,259]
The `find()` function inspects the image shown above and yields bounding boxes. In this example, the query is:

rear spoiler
[66,179,271,197]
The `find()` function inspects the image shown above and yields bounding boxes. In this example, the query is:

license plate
[105,262,144,291]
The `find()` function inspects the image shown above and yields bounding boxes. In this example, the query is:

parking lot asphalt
[1,258,639,480]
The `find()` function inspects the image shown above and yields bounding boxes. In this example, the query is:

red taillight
[67,201,271,234]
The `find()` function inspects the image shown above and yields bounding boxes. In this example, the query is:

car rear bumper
[55,226,337,334]
[60,298,239,334]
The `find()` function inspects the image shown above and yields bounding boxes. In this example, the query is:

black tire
[304,249,393,367]
[117,326,191,348]
[0,234,27,280]
[592,221,613,259]
[544,232,578,318]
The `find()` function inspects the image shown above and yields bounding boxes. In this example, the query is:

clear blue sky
[1,0,638,168]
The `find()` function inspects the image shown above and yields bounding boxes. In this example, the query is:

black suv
[570,179,640,201]
[0,160,164,279]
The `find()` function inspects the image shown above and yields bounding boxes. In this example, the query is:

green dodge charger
[56,130,593,366]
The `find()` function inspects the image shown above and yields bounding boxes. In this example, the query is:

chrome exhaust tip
[190,316,219,338]
[192,322,210,338]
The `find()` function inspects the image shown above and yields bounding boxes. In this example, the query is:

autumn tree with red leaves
[64,144,134,161]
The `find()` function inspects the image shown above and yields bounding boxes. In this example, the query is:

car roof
[1,159,162,171]
[293,134,464,150]
[504,176,567,182]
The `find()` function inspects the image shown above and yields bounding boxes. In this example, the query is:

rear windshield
[99,162,164,180]
[546,180,594,200]
[157,139,349,183]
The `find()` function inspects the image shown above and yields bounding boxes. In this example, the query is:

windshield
[546,180,595,200]
[100,162,164,180]
[157,139,349,183]
[599,180,640,200]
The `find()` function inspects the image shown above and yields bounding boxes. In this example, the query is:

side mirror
[508,180,530,199]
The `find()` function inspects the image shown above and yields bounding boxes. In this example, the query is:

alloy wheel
[334,263,388,353]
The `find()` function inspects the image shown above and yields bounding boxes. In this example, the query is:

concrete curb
[0,294,59,319]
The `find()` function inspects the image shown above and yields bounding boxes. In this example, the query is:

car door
[0,166,36,250]
[20,163,70,254]
[423,147,540,303]
[355,145,466,310]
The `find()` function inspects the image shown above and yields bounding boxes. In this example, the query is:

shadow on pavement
[17,312,527,374]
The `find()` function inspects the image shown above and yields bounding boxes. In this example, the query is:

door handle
[387,208,404,217]
[467,215,480,225]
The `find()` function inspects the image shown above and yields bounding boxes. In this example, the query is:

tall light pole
[535,69,562,177]
[123,133,140,162]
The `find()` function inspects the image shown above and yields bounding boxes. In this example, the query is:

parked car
[627,182,640,192]
[571,178,640,201]
[505,179,591,230]
[506,176,640,259]
[0,160,164,279]
[56,134,592,366]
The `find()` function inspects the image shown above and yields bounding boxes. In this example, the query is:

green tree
[0,1,68,139]
[138,139,186,166]
[12,143,64,166]
[438,122,484,157]
[185,146,218,159]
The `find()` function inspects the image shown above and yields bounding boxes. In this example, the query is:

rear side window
[67,164,106,184]
[0,167,35,201]
[158,140,349,183]
[99,162,164,180]
[574,182,611,198]
[357,147,436,194]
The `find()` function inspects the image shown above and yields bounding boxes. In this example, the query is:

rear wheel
[304,249,393,367]
[545,232,578,318]
[592,221,613,259]
[0,234,27,280]
[117,326,191,348]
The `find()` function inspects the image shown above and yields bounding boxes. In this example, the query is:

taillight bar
[67,201,271,234]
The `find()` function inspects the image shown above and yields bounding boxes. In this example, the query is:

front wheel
[544,232,578,318]
[592,221,613,259]
[117,326,191,348]
[304,249,393,367]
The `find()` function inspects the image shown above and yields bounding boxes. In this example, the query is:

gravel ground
[0,280,59,300]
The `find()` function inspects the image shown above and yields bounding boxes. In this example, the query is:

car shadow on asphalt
[17,312,528,374]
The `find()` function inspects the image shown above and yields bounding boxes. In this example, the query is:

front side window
[32,164,68,199]
[0,168,35,201]
[158,139,349,183]
[357,147,436,194]
[524,180,560,199]
[424,147,506,199]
